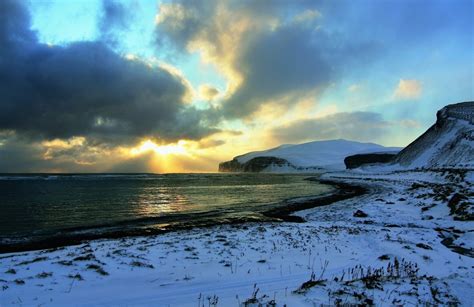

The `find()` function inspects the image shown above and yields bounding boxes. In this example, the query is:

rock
[219,156,294,172]
[416,243,433,250]
[409,183,426,190]
[243,157,292,172]
[218,158,243,172]
[447,193,473,221]
[447,193,468,214]
[353,210,368,218]
[344,153,397,169]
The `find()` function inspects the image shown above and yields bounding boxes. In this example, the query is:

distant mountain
[218,139,402,172]
[391,101,474,169]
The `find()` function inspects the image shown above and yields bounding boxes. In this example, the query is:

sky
[0,0,472,173]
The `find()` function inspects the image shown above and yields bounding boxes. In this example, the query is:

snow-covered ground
[0,169,473,306]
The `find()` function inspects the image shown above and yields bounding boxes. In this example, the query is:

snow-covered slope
[220,139,401,172]
[391,101,474,169]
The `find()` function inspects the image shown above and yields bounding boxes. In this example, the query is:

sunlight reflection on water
[0,173,333,239]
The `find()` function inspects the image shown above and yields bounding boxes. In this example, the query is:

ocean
[0,173,333,250]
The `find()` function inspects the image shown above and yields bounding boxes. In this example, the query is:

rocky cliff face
[392,101,474,169]
[219,156,296,172]
[218,159,243,172]
[344,153,398,169]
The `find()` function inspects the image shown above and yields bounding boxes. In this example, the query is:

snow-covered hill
[391,101,474,169]
[219,139,401,172]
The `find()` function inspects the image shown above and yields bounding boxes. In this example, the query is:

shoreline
[262,179,369,222]
[0,169,472,306]
[0,178,369,254]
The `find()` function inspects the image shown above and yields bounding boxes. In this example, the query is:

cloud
[348,84,361,92]
[0,132,170,173]
[0,134,108,172]
[155,0,379,119]
[0,0,216,145]
[155,0,472,120]
[222,23,334,118]
[199,84,219,100]
[99,0,129,30]
[270,112,391,144]
[294,9,322,24]
[399,119,421,129]
[0,1,37,48]
[2,0,469,172]
[98,0,130,45]
[0,136,45,173]
[393,79,422,100]
[196,138,225,149]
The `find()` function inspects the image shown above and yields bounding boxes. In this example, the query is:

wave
[0,173,163,181]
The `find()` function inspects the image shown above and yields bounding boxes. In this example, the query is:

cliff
[344,153,398,169]
[392,101,474,169]
[219,157,295,172]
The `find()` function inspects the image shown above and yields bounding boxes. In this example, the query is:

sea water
[0,173,332,247]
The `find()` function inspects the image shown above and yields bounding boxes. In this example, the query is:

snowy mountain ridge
[390,101,474,170]
[219,139,402,172]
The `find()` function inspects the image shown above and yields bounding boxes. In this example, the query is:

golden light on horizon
[130,140,188,156]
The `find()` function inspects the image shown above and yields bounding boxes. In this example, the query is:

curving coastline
[0,179,369,254]
[262,179,369,222]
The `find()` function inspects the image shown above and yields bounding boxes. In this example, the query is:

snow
[454,232,474,250]
[406,119,472,169]
[1,169,472,306]
[388,106,474,170]
[236,139,401,170]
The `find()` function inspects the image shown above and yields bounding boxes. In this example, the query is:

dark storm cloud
[0,0,37,48]
[271,112,391,144]
[223,24,376,118]
[0,136,45,173]
[0,0,216,144]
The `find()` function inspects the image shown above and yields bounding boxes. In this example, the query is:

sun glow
[130,140,188,156]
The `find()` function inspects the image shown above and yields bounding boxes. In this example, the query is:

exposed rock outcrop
[219,156,295,173]
[218,158,243,172]
[344,153,398,169]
